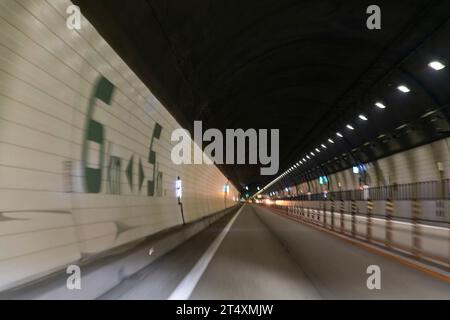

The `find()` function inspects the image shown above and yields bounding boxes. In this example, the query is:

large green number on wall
[82,77,115,193]
[148,123,162,196]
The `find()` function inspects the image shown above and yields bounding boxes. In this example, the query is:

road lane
[102,204,450,300]
[251,205,450,299]
[190,205,321,299]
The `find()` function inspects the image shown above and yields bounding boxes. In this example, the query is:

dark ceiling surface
[74,0,450,192]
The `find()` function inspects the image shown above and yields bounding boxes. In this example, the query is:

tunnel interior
[0,0,448,301]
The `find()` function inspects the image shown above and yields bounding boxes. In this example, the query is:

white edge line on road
[167,205,245,300]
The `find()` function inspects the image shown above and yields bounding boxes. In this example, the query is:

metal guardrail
[282,179,450,201]
[265,201,450,269]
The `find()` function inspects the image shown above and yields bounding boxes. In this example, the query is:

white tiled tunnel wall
[294,138,450,194]
[0,0,239,290]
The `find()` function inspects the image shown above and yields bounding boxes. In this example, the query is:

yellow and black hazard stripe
[366,199,373,242]
[330,199,335,230]
[351,200,357,237]
[412,199,422,258]
[385,199,394,247]
[340,199,345,232]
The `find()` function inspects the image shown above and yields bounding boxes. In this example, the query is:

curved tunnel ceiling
[73,0,450,192]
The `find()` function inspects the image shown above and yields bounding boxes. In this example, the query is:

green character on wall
[81,76,115,193]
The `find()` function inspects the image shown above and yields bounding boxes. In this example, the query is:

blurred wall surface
[0,0,238,290]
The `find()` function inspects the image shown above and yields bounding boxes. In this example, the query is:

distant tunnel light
[321,144,327,149]
[375,102,386,109]
[346,124,354,130]
[328,138,335,144]
[429,61,446,71]
[358,115,368,121]
[336,132,343,138]
[397,85,410,93]
[315,148,320,153]
[306,155,311,159]
[310,152,315,156]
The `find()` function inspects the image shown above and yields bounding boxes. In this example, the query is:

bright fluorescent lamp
[375,102,386,109]
[358,115,368,121]
[428,61,446,71]
[336,132,343,138]
[397,85,410,93]
[346,124,354,130]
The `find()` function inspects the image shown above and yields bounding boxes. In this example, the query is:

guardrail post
[340,199,345,232]
[412,199,422,258]
[331,199,335,230]
[366,199,373,242]
[385,199,394,247]
[351,199,356,237]
[323,202,327,228]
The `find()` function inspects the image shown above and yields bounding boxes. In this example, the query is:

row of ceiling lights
[256,60,446,196]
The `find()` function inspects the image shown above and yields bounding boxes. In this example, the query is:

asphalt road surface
[101,204,450,300]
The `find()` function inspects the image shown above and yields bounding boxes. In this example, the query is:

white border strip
[168,205,245,300]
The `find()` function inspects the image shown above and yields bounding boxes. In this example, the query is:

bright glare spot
[321,144,327,149]
[429,61,446,71]
[315,148,320,153]
[346,124,354,130]
[397,85,410,93]
[358,115,368,121]
[375,102,386,109]
[310,152,315,156]
[306,155,311,159]
[328,138,334,144]
[336,132,343,138]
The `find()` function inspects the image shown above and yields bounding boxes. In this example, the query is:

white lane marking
[168,205,244,300]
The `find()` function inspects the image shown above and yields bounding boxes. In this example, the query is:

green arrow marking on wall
[139,158,145,191]
[126,155,134,191]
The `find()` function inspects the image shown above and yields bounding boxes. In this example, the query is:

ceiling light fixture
[358,115,368,121]
[397,85,410,93]
[375,102,386,109]
[429,61,446,71]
